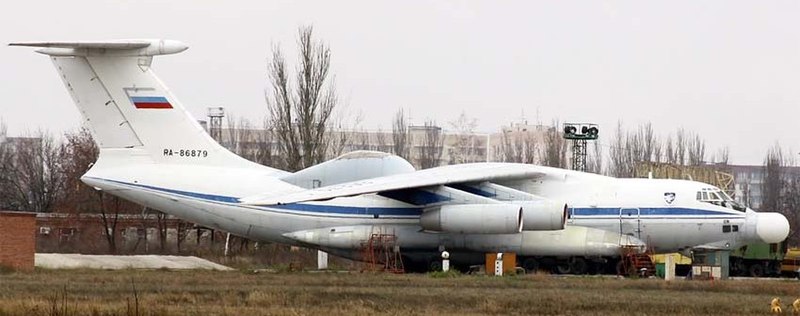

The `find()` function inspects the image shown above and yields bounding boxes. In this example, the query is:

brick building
[0,211,37,271]
[36,213,223,254]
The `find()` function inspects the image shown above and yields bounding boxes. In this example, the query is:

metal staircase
[617,245,656,277]
[359,232,405,273]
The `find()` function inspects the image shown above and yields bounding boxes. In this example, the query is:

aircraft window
[732,225,739,232]
[722,225,731,233]
[696,188,746,212]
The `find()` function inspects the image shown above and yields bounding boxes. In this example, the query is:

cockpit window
[696,187,745,212]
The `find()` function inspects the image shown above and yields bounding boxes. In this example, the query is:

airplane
[11,39,790,273]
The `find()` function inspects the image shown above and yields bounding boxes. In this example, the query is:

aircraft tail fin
[11,39,276,171]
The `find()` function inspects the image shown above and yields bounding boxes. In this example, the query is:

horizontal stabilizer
[9,39,187,56]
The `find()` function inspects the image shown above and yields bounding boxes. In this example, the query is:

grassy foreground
[0,269,798,315]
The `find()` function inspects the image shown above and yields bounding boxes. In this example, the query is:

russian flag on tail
[130,96,173,109]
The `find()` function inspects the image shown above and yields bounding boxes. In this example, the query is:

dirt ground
[0,269,798,315]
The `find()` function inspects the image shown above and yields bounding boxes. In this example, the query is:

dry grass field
[1,268,798,315]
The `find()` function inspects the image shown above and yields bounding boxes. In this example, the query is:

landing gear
[555,261,571,274]
[569,257,589,275]
[521,257,539,273]
[519,256,606,275]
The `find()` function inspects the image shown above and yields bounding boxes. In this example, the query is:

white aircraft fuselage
[11,39,789,268]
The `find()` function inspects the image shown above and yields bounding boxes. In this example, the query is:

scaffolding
[359,230,404,273]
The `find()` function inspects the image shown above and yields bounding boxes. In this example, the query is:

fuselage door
[619,208,641,239]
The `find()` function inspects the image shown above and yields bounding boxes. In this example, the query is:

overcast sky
[2,1,799,165]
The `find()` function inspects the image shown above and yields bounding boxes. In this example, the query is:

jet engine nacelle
[519,200,568,231]
[420,204,523,234]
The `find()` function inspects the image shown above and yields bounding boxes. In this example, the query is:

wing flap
[241,163,545,205]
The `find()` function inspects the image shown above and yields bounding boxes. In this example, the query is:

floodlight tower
[207,107,225,141]
[563,123,599,172]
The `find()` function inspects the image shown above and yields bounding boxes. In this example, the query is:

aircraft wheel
[521,258,539,273]
[749,264,764,278]
[570,257,588,275]
[555,261,571,274]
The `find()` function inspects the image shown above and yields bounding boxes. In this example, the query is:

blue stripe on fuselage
[90,177,739,218]
[571,207,739,217]
[100,178,240,203]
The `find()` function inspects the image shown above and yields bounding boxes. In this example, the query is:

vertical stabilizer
[11,40,277,171]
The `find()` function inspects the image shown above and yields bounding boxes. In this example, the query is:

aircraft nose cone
[756,212,790,243]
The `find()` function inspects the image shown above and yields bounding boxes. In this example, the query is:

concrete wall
[0,211,36,271]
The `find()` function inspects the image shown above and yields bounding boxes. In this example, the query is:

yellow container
[650,253,692,265]
[781,248,800,275]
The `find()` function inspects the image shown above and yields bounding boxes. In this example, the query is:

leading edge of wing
[240,163,545,205]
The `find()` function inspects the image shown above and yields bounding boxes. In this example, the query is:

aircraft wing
[240,163,544,205]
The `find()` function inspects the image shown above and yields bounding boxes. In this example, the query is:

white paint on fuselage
[83,153,762,255]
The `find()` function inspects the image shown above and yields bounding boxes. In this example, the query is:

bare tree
[58,128,150,254]
[392,108,410,160]
[664,135,677,165]
[2,131,65,212]
[499,130,537,164]
[251,118,276,167]
[638,122,656,163]
[587,140,603,174]
[417,120,444,169]
[687,133,706,166]
[675,128,687,166]
[223,115,248,156]
[448,111,478,164]
[223,115,278,167]
[0,120,15,209]
[782,168,800,245]
[715,147,730,165]
[609,122,664,177]
[542,121,567,168]
[350,129,372,151]
[608,122,631,177]
[266,26,338,171]
[374,128,389,152]
[762,144,784,212]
